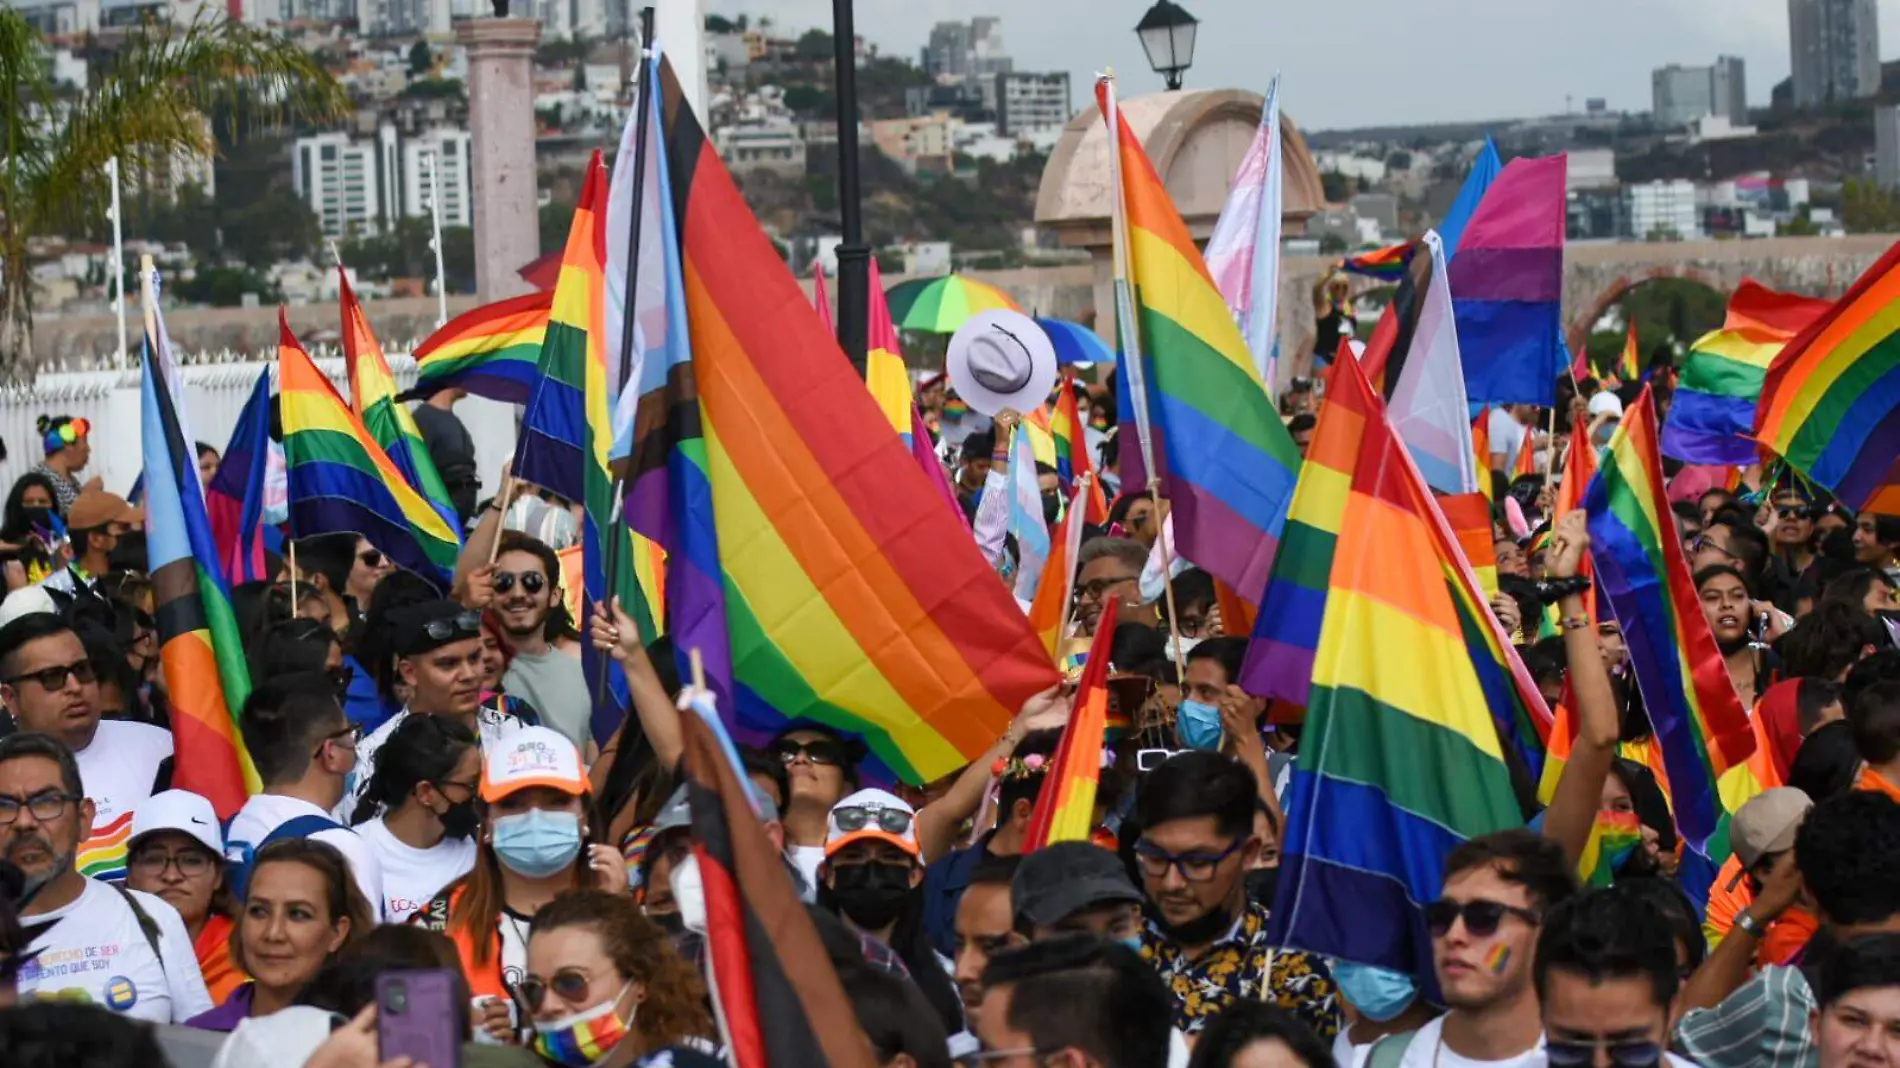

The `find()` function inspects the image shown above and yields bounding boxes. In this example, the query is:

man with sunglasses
[1,731,213,1022]
[1534,885,1701,1068]
[347,599,534,817]
[225,676,385,920]
[1769,489,1822,591]
[0,613,170,885]
[294,533,394,637]
[491,532,590,750]
[1368,829,1576,1067]
[1134,751,1340,1040]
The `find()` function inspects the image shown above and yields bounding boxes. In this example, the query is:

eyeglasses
[421,611,484,641]
[316,723,364,756]
[775,739,846,767]
[357,549,385,568]
[430,777,479,798]
[514,968,594,1014]
[1687,535,1737,561]
[1423,897,1542,938]
[492,570,546,595]
[833,805,913,836]
[1133,837,1246,883]
[1076,574,1139,602]
[1546,1040,1662,1068]
[4,660,96,691]
[0,791,81,825]
[129,848,216,878]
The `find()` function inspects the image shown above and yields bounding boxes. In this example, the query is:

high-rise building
[1790,0,1880,108]
[995,71,1071,135]
[362,0,449,35]
[294,125,473,237]
[293,131,384,239]
[1652,64,1716,126]
[1626,180,1701,240]
[403,128,472,228]
[1710,55,1748,120]
[1876,105,1900,190]
[922,17,1011,81]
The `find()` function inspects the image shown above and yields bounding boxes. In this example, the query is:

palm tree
[0,9,348,379]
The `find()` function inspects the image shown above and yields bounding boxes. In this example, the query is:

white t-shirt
[356,816,475,922]
[225,793,386,922]
[344,706,528,819]
[74,720,174,883]
[1384,1018,1699,1068]
[791,844,825,901]
[17,879,213,1024]
[1487,407,1529,470]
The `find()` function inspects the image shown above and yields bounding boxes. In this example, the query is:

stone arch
[1564,264,1730,357]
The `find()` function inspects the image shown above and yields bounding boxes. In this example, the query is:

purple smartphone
[376,969,463,1068]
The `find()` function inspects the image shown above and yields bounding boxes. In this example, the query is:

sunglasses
[833,805,913,836]
[422,611,484,641]
[492,570,546,595]
[775,739,846,767]
[358,549,385,568]
[1424,898,1542,938]
[1546,1040,1662,1068]
[514,968,593,1014]
[316,723,365,756]
[1776,506,1818,521]
[5,659,97,691]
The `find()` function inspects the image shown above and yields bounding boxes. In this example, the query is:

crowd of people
[2,351,1900,1068]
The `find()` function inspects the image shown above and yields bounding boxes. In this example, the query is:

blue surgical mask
[1118,935,1144,953]
[491,809,583,877]
[1176,700,1224,750]
[1332,961,1417,1022]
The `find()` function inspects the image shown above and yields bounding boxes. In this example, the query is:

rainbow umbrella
[1036,317,1116,366]
[885,274,1021,333]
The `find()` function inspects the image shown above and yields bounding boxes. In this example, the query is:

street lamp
[1136,0,1199,91]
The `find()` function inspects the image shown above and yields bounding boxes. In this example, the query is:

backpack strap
[260,814,344,849]
[110,886,166,974]
[1365,1030,1417,1068]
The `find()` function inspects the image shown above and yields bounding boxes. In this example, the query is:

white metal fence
[0,352,521,507]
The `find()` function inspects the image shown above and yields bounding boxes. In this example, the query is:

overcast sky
[703,0,1900,131]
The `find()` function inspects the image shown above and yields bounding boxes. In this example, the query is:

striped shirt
[1674,964,1816,1068]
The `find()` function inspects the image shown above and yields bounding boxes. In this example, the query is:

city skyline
[706,0,1900,130]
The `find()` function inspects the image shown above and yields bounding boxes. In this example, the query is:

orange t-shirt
[1857,766,1900,802]
[1703,854,1820,968]
[194,914,246,1004]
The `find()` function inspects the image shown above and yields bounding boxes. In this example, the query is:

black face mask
[438,797,480,840]
[1145,895,1239,946]
[1244,867,1280,911]
[1042,491,1062,526]
[648,909,686,935]
[828,862,912,931]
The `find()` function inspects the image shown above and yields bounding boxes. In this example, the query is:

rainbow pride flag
[77,809,134,883]
[1050,379,1109,524]
[1586,387,1758,853]
[140,275,257,817]
[280,315,462,589]
[1619,322,1641,383]
[1579,809,1643,888]
[1026,477,1090,658]
[1342,242,1412,282]
[340,270,460,531]
[515,152,656,737]
[1023,601,1118,850]
[866,258,917,446]
[1512,423,1538,478]
[1099,77,1300,602]
[1261,351,1536,980]
[1664,281,1828,466]
[407,290,552,405]
[1753,249,1900,511]
[1471,406,1494,499]
[620,61,1060,784]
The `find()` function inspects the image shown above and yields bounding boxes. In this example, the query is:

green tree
[1320,170,1350,202]
[1843,179,1900,232]
[1385,149,1412,170]
[781,84,834,116]
[0,9,345,375]
[795,29,833,62]
[172,265,280,306]
[704,14,736,33]
[408,39,431,76]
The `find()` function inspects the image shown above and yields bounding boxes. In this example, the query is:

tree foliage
[0,9,346,376]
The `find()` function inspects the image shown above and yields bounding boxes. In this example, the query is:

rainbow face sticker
[1485,944,1512,974]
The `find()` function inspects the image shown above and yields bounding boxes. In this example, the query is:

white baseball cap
[128,789,223,855]
[1588,391,1625,420]
[481,725,589,802]
[0,587,56,630]
[824,788,919,860]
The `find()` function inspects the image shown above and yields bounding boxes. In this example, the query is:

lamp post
[1135,0,1199,91]
[831,0,870,374]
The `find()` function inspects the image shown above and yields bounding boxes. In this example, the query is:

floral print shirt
[1141,900,1342,1038]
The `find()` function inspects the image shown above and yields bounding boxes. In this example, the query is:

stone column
[457,17,541,303]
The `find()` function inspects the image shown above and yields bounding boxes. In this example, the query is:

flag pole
[596,5,657,720]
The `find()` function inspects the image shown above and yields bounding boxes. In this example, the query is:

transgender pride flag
[1203,75,1283,392]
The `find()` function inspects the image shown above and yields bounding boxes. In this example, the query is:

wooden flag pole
[487,474,516,566]
[288,537,301,595]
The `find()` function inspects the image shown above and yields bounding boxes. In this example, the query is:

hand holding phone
[377,969,463,1068]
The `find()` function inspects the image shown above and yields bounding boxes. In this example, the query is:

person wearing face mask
[817,788,966,1035]
[522,889,717,1068]
[415,726,630,1045]
[225,676,386,920]
[1134,752,1340,1040]
[349,713,481,922]
[1328,960,1436,1067]
[1174,639,1287,847]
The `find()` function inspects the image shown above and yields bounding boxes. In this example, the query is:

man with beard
[345,600,534,816]
[490,532,589,750]
[1364,829,1575,1067]
[1,732,211,1021]
[1134,751,1339,1040]
[0,613,170,884]
[1074,538,1158,637]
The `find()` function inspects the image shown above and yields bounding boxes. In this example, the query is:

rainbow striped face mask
[532,981,637,1067]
